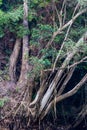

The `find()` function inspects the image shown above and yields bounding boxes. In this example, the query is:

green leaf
[33,0,38,4]
[0,0,2,6]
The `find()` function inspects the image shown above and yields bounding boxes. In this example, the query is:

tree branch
[46,8,87,48]
[41,73,87,119]
[39,32,87,114]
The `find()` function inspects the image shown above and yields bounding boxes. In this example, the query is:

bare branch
[63,4,67,25]
[41,73,87,119]
[72,3,80,17]
[52,21,73,72]
[39,32,87,114]
[54,3,62,28]
[60,0,66,17]
[57,67,76,96]
[46,8,87,48]
[69,56,87,68]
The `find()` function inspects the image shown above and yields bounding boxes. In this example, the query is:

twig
[52,7,87,71]
[69,56,87,69]
[46,8,87,48]
[54,3,62,28]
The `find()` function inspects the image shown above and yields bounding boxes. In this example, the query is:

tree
[0,0,87,128]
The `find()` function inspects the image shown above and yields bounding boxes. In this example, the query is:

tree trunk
[17,0,33,107]
[9,38,21,83]
[18,0,29,86]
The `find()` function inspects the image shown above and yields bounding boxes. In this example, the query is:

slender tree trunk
[18,0,29,85]
[9,38,21,83]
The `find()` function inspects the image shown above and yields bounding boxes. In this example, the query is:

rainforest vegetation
[0,0,87,130]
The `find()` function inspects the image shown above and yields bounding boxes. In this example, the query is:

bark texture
[18,0,29,86]
[9,39,21,82]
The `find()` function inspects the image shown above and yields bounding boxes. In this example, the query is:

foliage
[0,0,86,73]
[1,0,23,11]
[30,24,53,46]
[64,39,76,52]
[54,35,64,44]
[0,27,4,38]
[28,9,37,22]
[29,56,51,77]
[29,0,50,8]
[0,0,51,38]
[16,25,30,38]
[77,0,87,6]
[0,0,2,6]
[0,98,7,107]
[0,6,23,37]
[0,6,23,25]
[0,65,9,80]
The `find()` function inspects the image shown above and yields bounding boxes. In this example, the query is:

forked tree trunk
[17,0,33,105]
[9,38,21,82]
